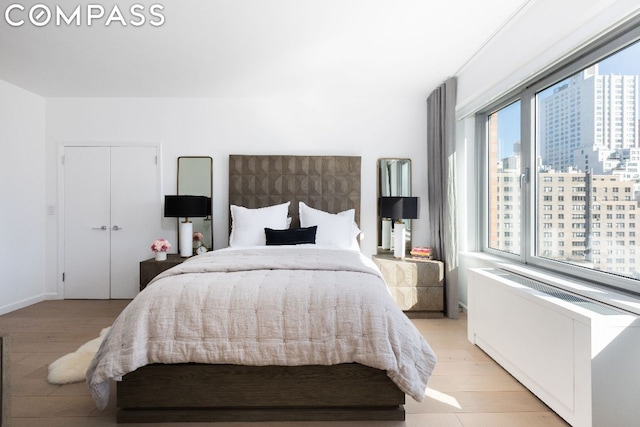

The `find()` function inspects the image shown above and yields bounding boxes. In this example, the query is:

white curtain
[427,77,458,319]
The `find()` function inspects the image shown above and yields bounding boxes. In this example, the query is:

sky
[496,40,640,160]
[496,101,520,160]
[599,40,640,75]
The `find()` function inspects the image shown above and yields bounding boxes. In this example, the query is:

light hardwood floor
[2,300,569,427]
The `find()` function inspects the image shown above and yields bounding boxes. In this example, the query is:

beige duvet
[87,246,437,409]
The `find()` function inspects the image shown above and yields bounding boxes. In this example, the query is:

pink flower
[150,238,171,252]
[193,232,204,242]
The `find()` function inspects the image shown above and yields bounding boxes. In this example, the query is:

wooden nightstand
[139,254,186,291]
[372,254,444,314]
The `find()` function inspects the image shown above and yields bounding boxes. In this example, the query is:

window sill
[460,251,640,316]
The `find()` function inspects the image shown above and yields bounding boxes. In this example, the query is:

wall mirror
[178,156,213,251]
[377,158,412,254]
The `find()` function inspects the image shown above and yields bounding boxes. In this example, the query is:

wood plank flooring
[1,300,569,426]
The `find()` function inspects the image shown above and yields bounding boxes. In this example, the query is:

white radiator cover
[468,268,640,427]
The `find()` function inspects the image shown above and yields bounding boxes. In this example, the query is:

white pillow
[299,202,360,250]
[230,202,290,247]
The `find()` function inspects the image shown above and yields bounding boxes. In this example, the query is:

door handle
[92,226,107,230]
[112,225,122,231]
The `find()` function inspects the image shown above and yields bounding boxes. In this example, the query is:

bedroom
[1,0,639,426]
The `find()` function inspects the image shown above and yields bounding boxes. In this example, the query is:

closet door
[110,146,159,298]
[64,146,159,299]
[64,147,111,299]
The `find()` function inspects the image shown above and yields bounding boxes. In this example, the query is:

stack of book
[410,247,432,259]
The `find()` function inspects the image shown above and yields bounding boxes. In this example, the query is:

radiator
[467,268,640,427]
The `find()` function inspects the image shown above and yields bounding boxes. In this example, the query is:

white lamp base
[179,221,193,257]
[394,223,406,259]
[381,218,391,250]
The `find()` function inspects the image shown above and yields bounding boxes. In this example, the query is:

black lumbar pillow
[265,226,317,246]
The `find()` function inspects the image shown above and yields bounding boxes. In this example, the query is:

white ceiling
[0,0,529,98]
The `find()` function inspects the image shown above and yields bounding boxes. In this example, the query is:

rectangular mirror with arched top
[178,156,213,251]
[377,158,412,254]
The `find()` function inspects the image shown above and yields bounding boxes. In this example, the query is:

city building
[538,64,639,174]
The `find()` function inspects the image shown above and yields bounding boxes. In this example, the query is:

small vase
[155,251,167,261]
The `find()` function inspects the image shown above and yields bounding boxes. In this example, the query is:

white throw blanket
[87,247,437,409]
[48,327,110,384]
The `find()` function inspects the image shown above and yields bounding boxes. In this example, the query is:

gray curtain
[427,77,458,319]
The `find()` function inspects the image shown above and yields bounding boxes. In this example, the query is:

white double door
[64,146,160,299]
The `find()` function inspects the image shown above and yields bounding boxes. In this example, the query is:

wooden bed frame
[117,363,405,422]
[117,155,406,422]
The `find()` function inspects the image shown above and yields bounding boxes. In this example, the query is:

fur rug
[47,327,110,385]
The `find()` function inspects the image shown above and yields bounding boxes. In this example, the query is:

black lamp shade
[379,196,418,220]
[164,195,209,218]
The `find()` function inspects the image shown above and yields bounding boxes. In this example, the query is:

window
[481,30,640,293]
[487,101,521,255]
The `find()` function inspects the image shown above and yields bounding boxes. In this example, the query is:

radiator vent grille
[490,269,622,316]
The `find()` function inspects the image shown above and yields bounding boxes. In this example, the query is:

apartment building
[493,168,640,278]
[538,64,639,175]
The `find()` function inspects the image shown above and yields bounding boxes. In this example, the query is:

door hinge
[155,155,158,165]
[61,155,65,165]
[62,272,65,282]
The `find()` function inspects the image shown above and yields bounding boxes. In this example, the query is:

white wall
[456,0,640,118]
[0,80,46,313]
[454,0,640,307]
[45,96,431,297]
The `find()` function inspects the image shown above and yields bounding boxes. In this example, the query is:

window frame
[478,18,640,295]
[480,99,525,260]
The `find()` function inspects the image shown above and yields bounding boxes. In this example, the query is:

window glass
[535,41,640,280]
[488,101,521,254]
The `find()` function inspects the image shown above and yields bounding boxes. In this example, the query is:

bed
[86,155,437,423]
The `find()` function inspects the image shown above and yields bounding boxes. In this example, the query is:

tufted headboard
[229,155,361,228]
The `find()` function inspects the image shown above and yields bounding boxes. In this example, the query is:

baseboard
[0,294,46,316]
[458,302,468,313]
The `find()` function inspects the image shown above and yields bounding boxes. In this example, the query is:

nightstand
[139,254,186,291]
[372,254,444,314]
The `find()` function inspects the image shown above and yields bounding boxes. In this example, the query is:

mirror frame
[377,158,412,254]
[177,156,213,251]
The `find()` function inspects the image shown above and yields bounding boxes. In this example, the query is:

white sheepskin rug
[47,327,110,385]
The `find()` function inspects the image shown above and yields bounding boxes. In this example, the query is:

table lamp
[164,195,209,257]
[379,196,418,258]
